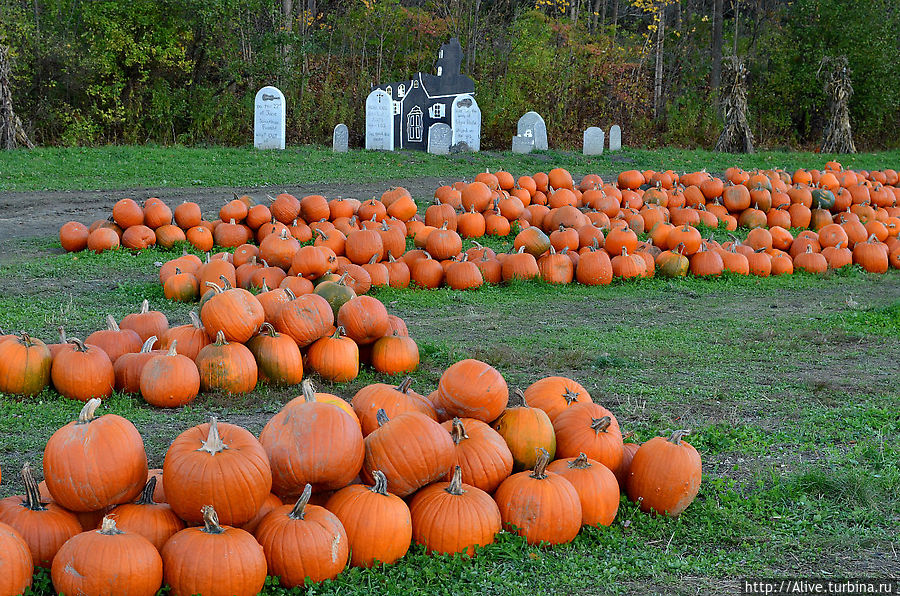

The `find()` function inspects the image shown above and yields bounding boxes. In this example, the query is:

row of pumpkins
[0,282,416,404]
[0,364,702,596]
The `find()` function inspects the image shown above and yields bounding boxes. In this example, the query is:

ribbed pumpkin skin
[0,470,82,567]
[43,401,148,512]
[546,456,620,527]
[493,407,557,472]
[260,388,364,496]
[553,402,624,472]
[162,517,267,596]
[440,418,513,494]
[194,334,258,394]
[522,376,592,423]
[626,431,702,517]
[325,475,411,568]
[139,348,200,408]
[336,296,390,345]
[163,420,273,526]
[0,523,34,596]
[240,493,283,535]
[432,359,509,423]
[108,481,185,551]
[493,463,582,546]
[409,470,501,556]
[275,293,335,347]
[245,324,304,385]
[200,285,265,344]
[85,319,143,364]
[50,340,115,401]
[0,333,52,396]
[51,518,163,596]
[614,442,641,490]
[362,412,455,498]
[352,379,437,437]
[159,313,210,360]
[254,498,349,587]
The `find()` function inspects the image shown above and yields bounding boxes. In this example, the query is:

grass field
[1,145,899,191]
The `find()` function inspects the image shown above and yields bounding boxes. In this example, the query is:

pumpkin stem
[258,322,277,337]
[332,326,346,339]
[260,278,270,293]
[569,453,592,469]
[139,299,149,315]
[174,267,182,275]
[166,341,178,357]
[140,336,158,353]
[204,281,224,295]
[284,287,296,300]
[98,515,124,535]
[368,254,379,265]
[530,448,551,480]
[218,274,233,290]
[288,484,313,520]
[301,379,317,403]
[189,311,203,329]
[396,376,413,394]
[562,388,580,405]
[375,408,390,427]
[445,466,466,496]
[197,417,228,455]
[200,505,225,534]
[105,314,121,332]
[336,272,350,286]
[17,331,35,347]
[450,418,468,445]
[370,470,389,496]
[622,430,635,441]
[213,330,228,346]
[668,429,691,445]
[21,463,48,512]
[57,326,67,343]
[76,398,101,424]
[136,477,159,505]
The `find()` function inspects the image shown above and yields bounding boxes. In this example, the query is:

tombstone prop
[516,112,548,151]
[254,86,286,150]
[609,125,622,152]
[333,124,349,153]
[451,94,481,152]
[511,135,534,154]
[427,123,452,155]
[365,90,394,151]
[372,38,477,151]
[583,127,604,156]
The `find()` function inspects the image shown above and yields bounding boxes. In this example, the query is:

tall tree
[653,2,666,119]
[711,0,723,89]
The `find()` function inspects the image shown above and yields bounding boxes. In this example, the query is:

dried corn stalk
[714,55,754,154]
[819,55,856,154]
[0,45,33,150]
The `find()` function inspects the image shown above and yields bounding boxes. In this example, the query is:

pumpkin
[122,225,157,250]
[306,326,359,382]
[324,471,411,568]
[240,493,283,535]
[43,399,148,512]
[113,336,164,394]
[546,453,619,527]
[811,188,836,210]
[253,484,350,587]
[260,379,364,497]
[163,267,200,301]
[522,376,592,423]
[0,463,82,567]
[107,477,185,551]
[432,359,509,423]
[352,377,437,437]
[575,244,613,285]
[200,278,265,344]
[793,244,828,274]
[441,418,513,494]
[85,315,143,363]
[493,448,582,546]
[159,311,210,360]
[362,410,455,498]
[336,295,390,345]
[195,330,258,394]
[161,506,267,596]
[87,227,120,253]
[371,331,419,374]
[59,221,90,252]
[493,407,557,471]
[120,300,169,345]
[139,341,201,408]
[626,429,701,516]
[275,292,335,347]
[409,465,501,556]
[0,522,33,596]
[0,331,52,396]
[245,322,304,385]
[163,417,272,526]
[852,234,889,273]
[690,245,725,276]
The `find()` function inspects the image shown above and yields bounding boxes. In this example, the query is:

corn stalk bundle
[0,45,33,150]
[819,55,856,154]
[714,55,754,154]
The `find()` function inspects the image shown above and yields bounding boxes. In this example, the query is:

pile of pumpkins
[0,363,702,596]
[0,284,417,406]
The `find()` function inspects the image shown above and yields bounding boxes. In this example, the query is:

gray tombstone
[427,123,452,155]
[516,111,548,151]
[365,89,394,151]
[450,94,481,152]
[332,124,349,153]
[583,127,605,156]
[511,135,534,154]
[254,86,286,150]
[609,124,622,152]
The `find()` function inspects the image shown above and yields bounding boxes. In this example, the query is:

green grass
[1,145,899,191]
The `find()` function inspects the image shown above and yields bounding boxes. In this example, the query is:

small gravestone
[427,123,452,155]
[365,89,394,151]
[450,94,480,152]
[332,124,348,153]
[517,111,548,151]
[583,127,604,156]
[511,135,534,154]
[609,124,622,151]
[254,86,286,150]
